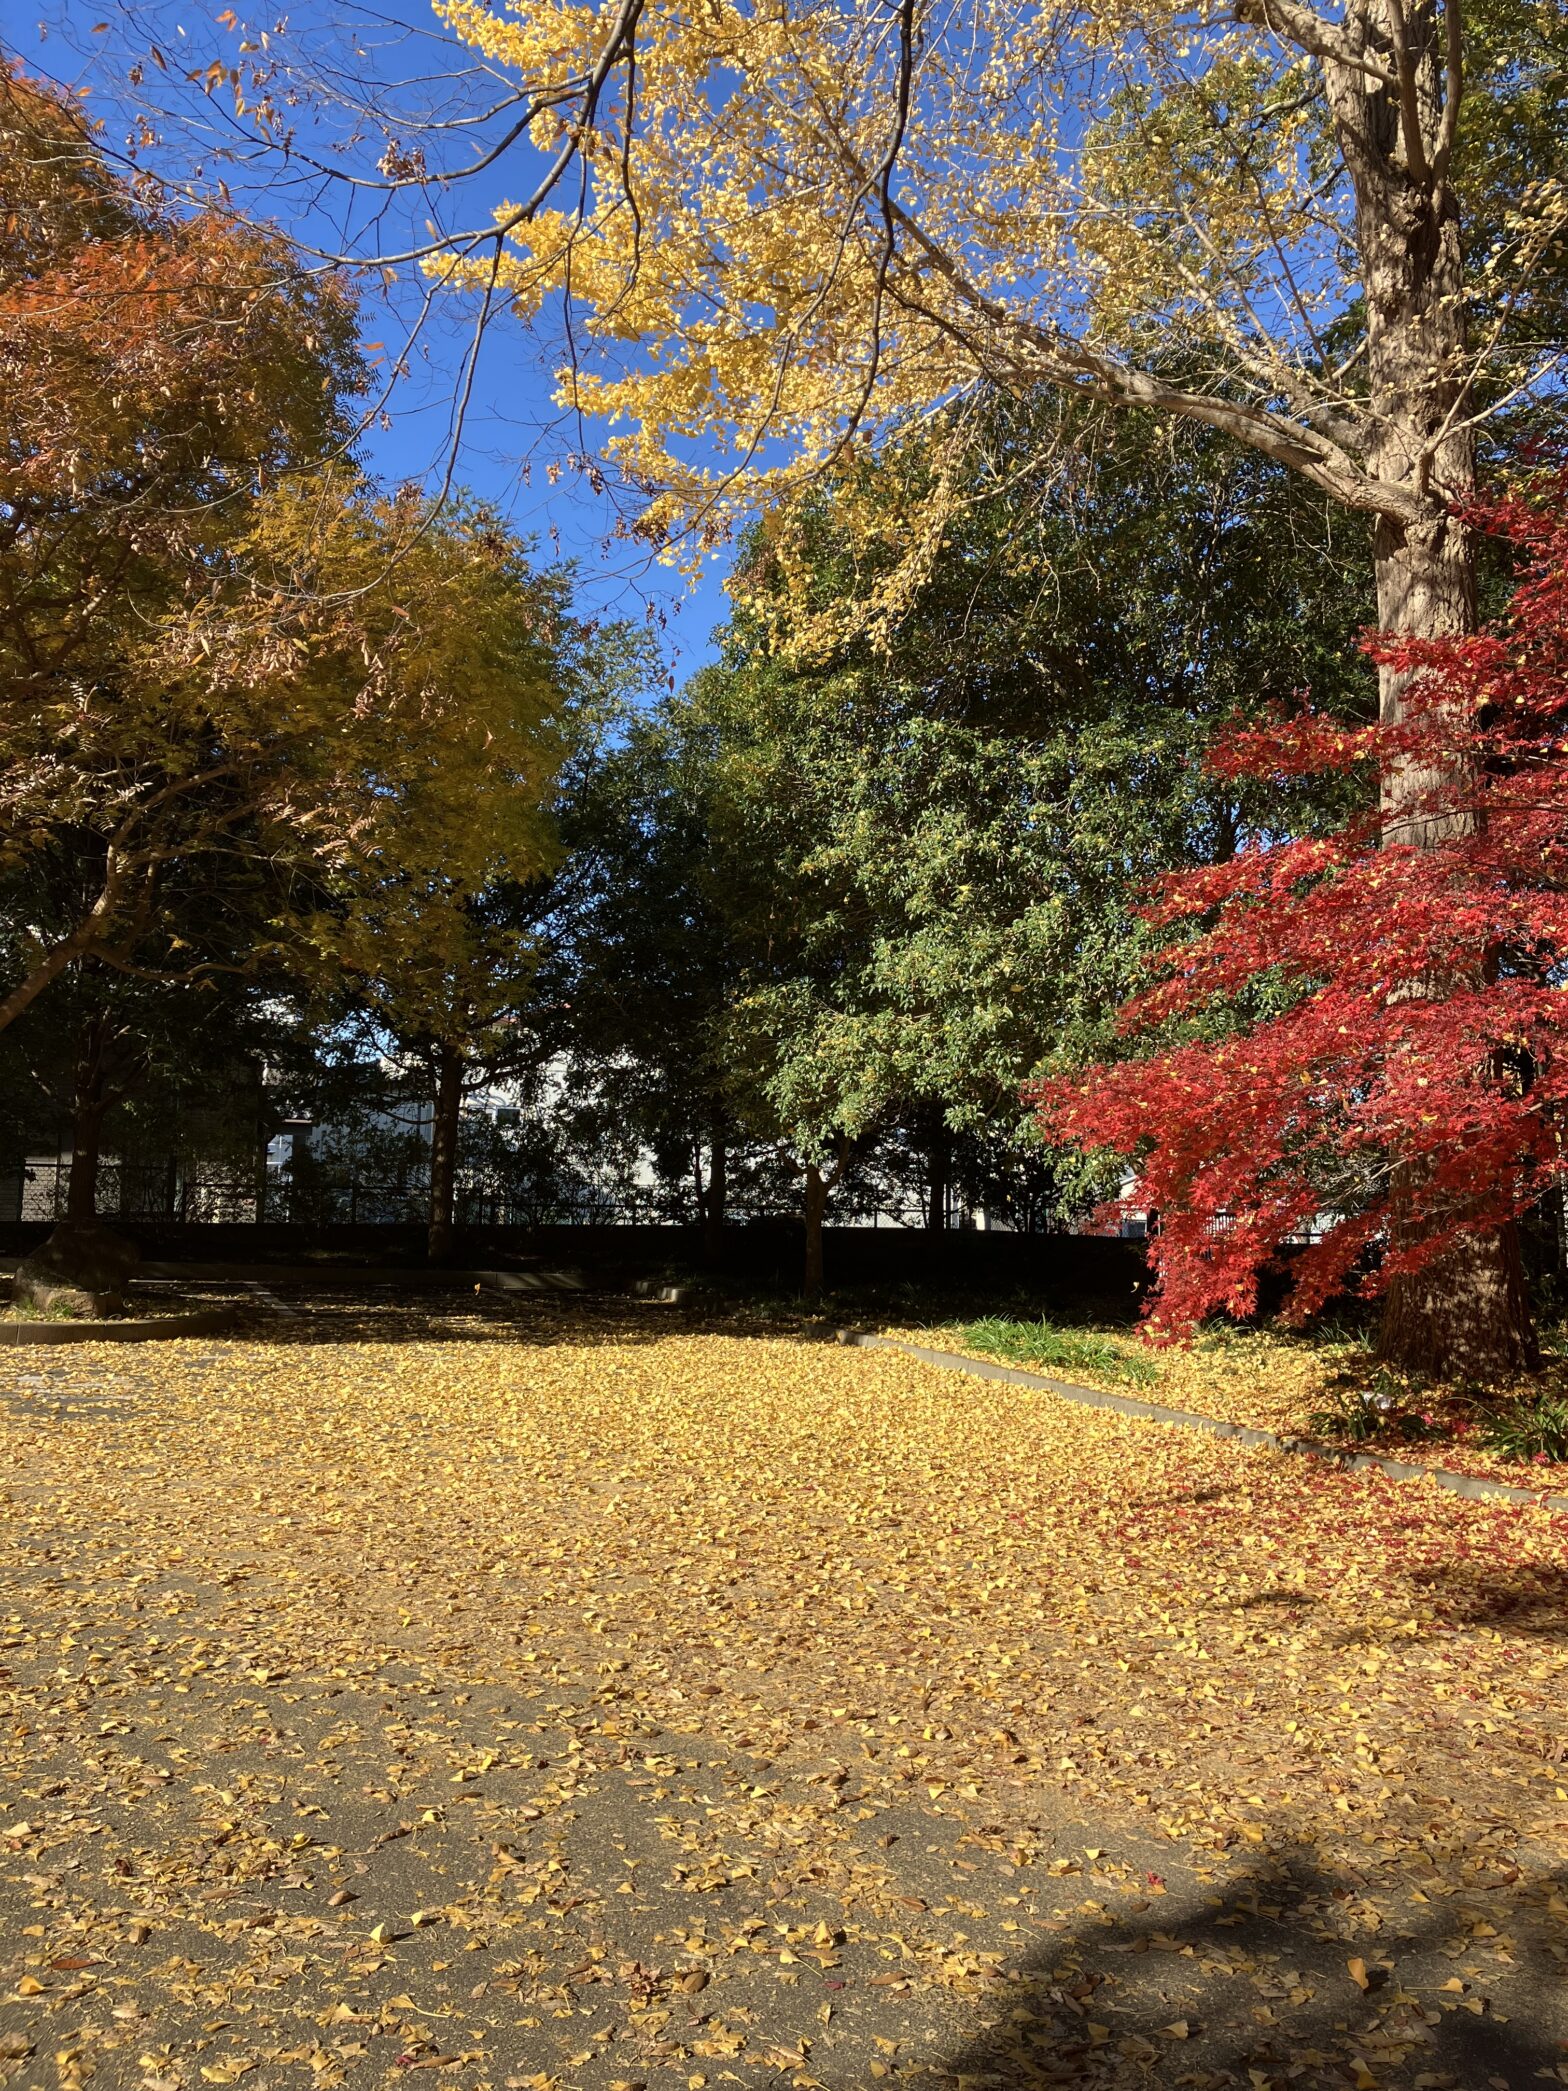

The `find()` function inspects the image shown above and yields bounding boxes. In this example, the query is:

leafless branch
[1381,0,1434,186]
[1432,0,1463,181]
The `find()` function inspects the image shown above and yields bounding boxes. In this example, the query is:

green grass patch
[1483,1391,1568,1464]
[1,1295,90,1322]
[947,1315,1160,1388]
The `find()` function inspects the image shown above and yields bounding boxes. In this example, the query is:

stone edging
[843,1332,1568,1517]
[0,1305,238,1347]
[135,1262,587,1294]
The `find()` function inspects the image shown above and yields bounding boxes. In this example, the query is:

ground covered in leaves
[1,1291,1566,2091]
[921,1318,1568,1494]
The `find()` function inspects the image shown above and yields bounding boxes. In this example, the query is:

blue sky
[4,0,733,689]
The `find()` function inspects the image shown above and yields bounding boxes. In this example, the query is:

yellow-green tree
[187,472,570,944]
[1,469,569,1035]
[297,591,640,1264]
[321,901,542,1264]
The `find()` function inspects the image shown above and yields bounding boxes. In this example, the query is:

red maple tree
[1038,477,1568,1379]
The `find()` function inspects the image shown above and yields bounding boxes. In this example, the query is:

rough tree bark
[427,1044,464,1266]
[1320,1,1538,1377]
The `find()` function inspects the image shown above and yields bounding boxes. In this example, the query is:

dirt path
[1,1295,1564,2090]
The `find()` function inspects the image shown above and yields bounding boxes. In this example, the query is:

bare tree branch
[1382,0,1434,185]
[1432,0,1464,181]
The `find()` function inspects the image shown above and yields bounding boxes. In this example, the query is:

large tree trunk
[1368,507,1535,1373]
[1377,1157,1539,1377]
[1324,13,1538,1377]
[803,1162,828,1303]
[702,1126,727,1265]
[66,1014,110,1225]
[1369,504,1539,1375]
[427,1044,464,1266]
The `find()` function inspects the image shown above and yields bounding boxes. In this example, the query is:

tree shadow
[212,1285,699,1349]
[1406,1557,1568,1638]
[925,1842,1566,2090]
[203,1287,934,1352]
[212,1287,890,1352]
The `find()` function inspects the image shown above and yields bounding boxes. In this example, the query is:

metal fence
[0,1155,1078,1233]
[0,1156,642,1229]
[1,1156,263,1225]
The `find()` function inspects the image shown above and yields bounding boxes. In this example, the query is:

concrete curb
[134,1261,586,1291]
[0,1257,559,1288]
[0,1305,239,1347]
[844,1333,1568,1517]
[479,1268,588,1295]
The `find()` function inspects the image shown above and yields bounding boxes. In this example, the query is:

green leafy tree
[555,703,760,1254]
[701,407,1376,1293]
[546,406,1371,1295]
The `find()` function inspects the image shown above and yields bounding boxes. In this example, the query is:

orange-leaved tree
[0,63,360,1026]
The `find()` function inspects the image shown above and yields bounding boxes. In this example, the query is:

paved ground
[0,1292,1564,2091]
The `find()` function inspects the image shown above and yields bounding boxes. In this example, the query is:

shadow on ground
[214,1285,866,1353]
[211,1285,716,1348]
[1407,1557,1568,1637]
[932,1842,1566,2091]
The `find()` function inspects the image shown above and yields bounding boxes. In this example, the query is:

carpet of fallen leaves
[1,1293,1566,2091]
[920,1321,1568,1494]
